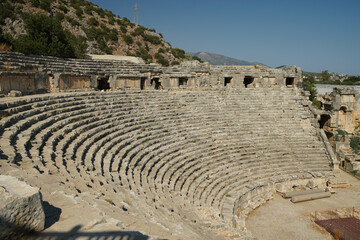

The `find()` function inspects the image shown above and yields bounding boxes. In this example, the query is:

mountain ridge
[188,51,266,66]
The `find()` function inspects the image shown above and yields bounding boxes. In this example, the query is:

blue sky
[89,0,360,75]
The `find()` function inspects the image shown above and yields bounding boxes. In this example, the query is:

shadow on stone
[27,225,150,240]
[42,201,62,229]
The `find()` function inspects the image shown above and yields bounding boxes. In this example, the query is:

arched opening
[319,114,331,129]
[340,106,348,113]
[338,106,348,130]
[243,76,254,88]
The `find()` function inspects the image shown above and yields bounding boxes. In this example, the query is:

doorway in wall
[151,78,162,90]
[243,76,254,88]
[224,77,232,87]
[286,77,295,87]
[319,114,331,129]
[179,77,188,86]
[140,77,146,90]
[98,77,110,90]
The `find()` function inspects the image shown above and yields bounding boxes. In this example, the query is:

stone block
[0,175,45,239]
[8,90,22,97]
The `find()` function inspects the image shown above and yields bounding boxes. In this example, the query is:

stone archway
[338,105,348,130]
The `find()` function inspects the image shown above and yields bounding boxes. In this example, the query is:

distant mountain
[188,52,266,66]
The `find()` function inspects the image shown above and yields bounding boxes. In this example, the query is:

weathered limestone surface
[0,175,45,238]
[0,51,302,94]
[0,50,335,239]
[291,192,331,203]
[317,87,360,172]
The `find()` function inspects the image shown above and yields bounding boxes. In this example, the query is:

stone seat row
[2,111,316,165]
[0,89,331,228]
[0,55,162,74]
[3,102,320,169]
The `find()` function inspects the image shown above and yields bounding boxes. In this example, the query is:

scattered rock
[0,175,45,239]
[8,90,22,97]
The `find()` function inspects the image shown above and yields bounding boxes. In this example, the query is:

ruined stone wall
[0,72,49,94]
[115,77,141,89]
[59,74,92,91]
[319,87,360,133]
[0,51,302,94]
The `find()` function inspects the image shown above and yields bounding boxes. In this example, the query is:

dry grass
[0,43,12,52]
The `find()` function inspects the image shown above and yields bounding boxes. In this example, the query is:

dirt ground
[246,171,360,240]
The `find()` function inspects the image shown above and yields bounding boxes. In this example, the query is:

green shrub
[350,137,360,154]
[131,26,145,36]
[87,17,99,26]
[96,37,112,54]
[192,56,203,62]
[108,17,115,25]
[65,34,87,59]
[31,0,40,8]
[158,48,165,53]
[155,53,169,66]
[120,26,127,33]
[171,47,186,59]
[107,29,118,41]
[57,4,68,13]
[100,23,110,32]
[66,16,80,27]
[75,7,83,18]
[0,2,15,25]
[303,75,318,102]
[104,10,115,18]
[143,34,161,45]
[39,0,52,12]
[134,48,152,63]
[337,129,348,136]
[312,99,322,109]
[122,17,135,27]
[0,28,14,47]
[84,5,94,15]
[55,12,65,21]
[13,13,76,58]
[171,61,180,66]
[122,35,133,45]
[15,6,23,15]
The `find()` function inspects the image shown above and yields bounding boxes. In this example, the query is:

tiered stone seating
[0,51,162,75]
[0,88,332,237]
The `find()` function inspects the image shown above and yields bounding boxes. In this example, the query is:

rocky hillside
[189,52,265,66]
[0,0,199,66]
